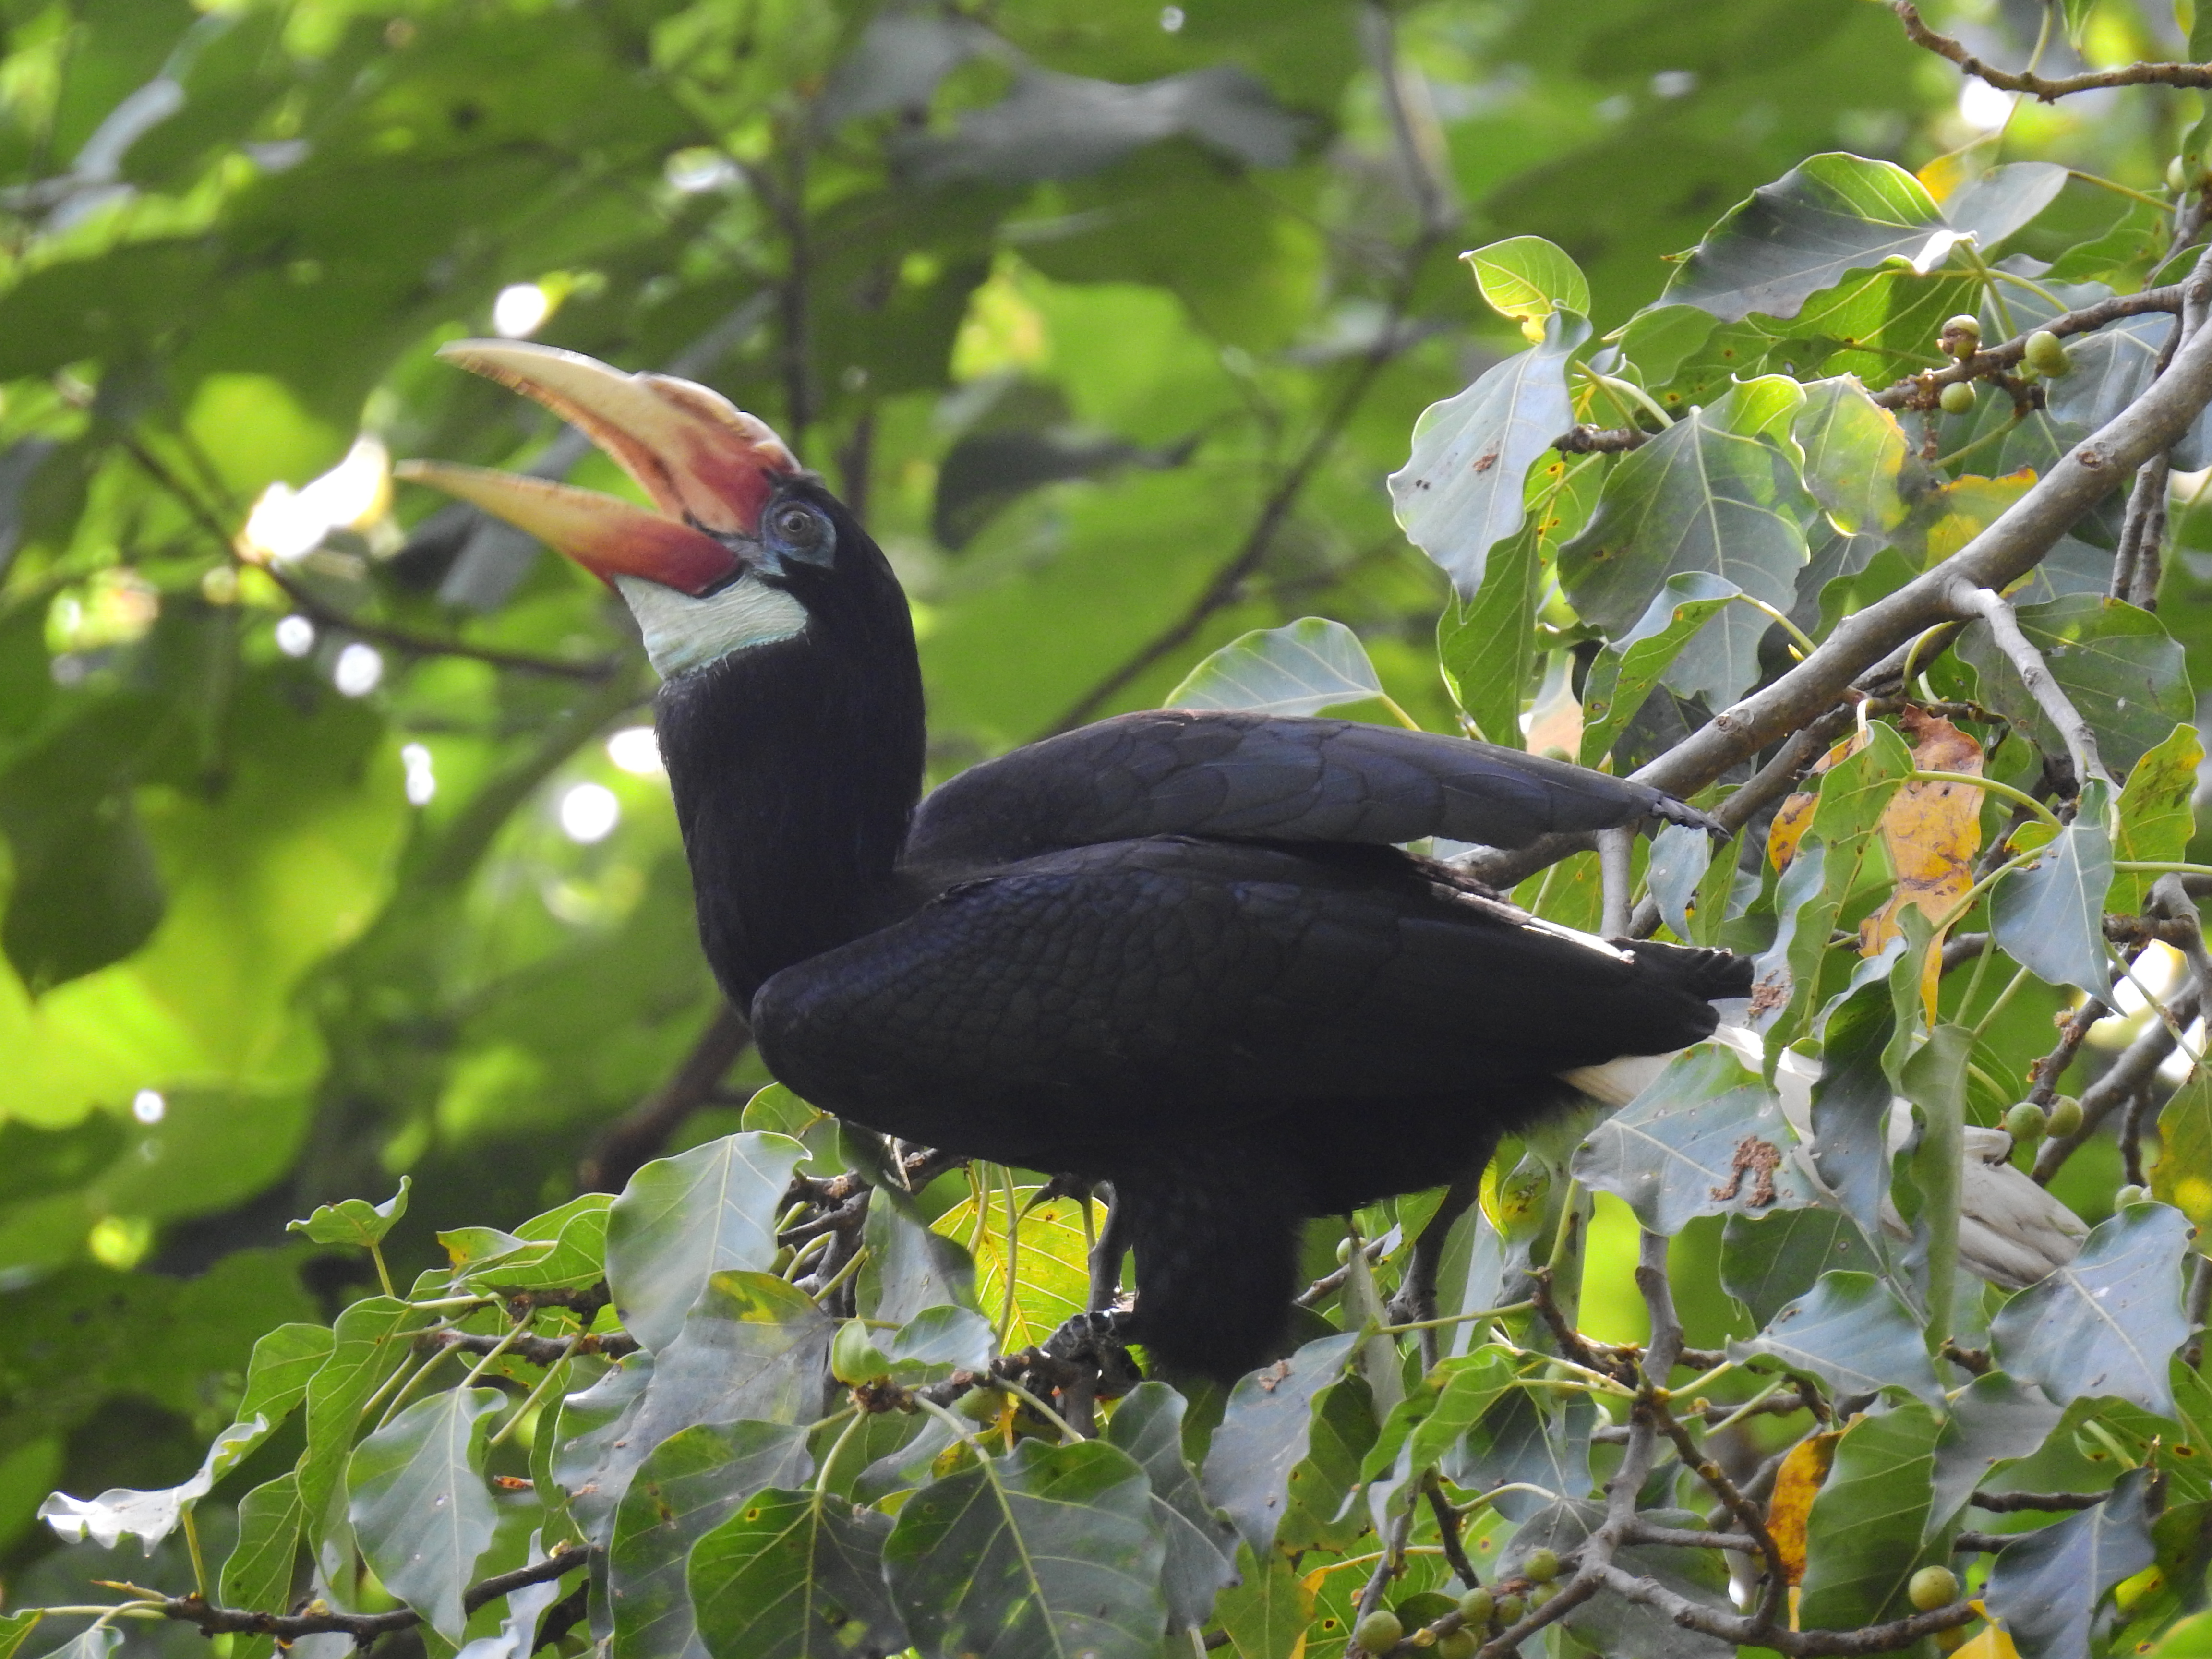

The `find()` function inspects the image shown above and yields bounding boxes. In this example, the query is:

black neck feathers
[652,491,925,1008]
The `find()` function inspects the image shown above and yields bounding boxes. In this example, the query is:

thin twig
[2035,982,2199,1181]
[1947,583,2109,786]
[1970,1489,2107,1512]
[150,1547,591,1642]
[1894,0,2212,96]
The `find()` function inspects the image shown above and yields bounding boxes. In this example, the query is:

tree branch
[1947,583,2109,785]
[150,1546,591,1643]
[2033,982,2199,1181]
[1894,0,2212,96]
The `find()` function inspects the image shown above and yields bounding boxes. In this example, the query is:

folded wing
[905,709,1719,866]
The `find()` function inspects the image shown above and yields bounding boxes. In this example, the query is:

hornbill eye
[765,499,834,564]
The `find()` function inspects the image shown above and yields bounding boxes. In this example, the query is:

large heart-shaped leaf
[1199,1332,1357,1557]
[1558,377,1816,707]
[346,1387,505,1643]
[1665,153,1963,322]
[690,1484,906,1659]
[606,1133,808,1353]
[1991,1202,2192,1415]
[884,1437,1166,1659]
[1797,1400,1945,1631]
[1105,1383,1239,1632]
[1985,1467,2156,1659]
[1991,779,2114,999]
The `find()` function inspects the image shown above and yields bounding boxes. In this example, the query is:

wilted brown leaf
[1859,706,1984,955]
[1768,1429,1843,1585]
[1768,730,1871,870]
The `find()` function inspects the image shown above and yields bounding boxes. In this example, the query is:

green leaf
[0,1615,42,1659]
[1796,1399,1944,1631]
[1438,521,1539,745]
[346,1387,505,1643]
[1930,1372,2063,1531]
[219,1473,305,1659]
[298,1297,433,1535]
[1199,1331,1358,1557]
[1992,778,2115,998]
[1665,153,1962,323]
[1558,378,1817,707]
[1730,1271,1942,1407]
[1720,1206,1886,1328]
[1387,311,1589,598]
[1211,1543,1310,1659]
[606,1133,808,1352]
[1453,1388,1594,1522]
[2155,1065,2212,1220]
[608,1419,814,1659]
[24,1629,118,1659]
[1990,1202,2192,1416]
[1986,1466,2156,1659]
[554,1273,830,1548]
[287,1177,411,1249]
[1570,1042,1815,1233]
[1359,1345,1518,1532]
[459,1532,574,1659]
[1941,162,2069,249]
[1576,571,1740,767]
[1792,375,1920,536]
[1960,595,2194,780]
[1165,617,1385,717]
[1102,1382,1239,1632]
[858,1188,978,1326]
[882,1436,1165,1659]
[2111,723,2203,913]
[1463,236,1590,337]
[690,1482,906,1659]
[237,1323,336,1429]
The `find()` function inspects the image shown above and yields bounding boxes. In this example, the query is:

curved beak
[396,341,801,597]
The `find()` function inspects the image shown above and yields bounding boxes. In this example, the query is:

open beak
[395,341,801,596]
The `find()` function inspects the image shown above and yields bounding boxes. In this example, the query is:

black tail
[1110,1144,1303,1386]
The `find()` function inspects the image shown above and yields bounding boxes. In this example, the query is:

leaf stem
[1582,369,1676,430]
[813,1409,866,1496]
[1733,594,1818,660]
[1972,963,2036,1038]
[488,1335,584,1448]
[180,1509,210,1602]
[1911,769,2057,830]
[1376,1298,1536,1335]
[2068,168,2176,215]
[368,1244,396,1300]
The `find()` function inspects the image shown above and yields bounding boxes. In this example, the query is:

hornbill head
[399,342,843,680]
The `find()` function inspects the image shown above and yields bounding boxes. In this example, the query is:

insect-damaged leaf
[1990,1202,2192,1416]
[1167,617,1385,717]
[2111,722,2204,914]
[1860,707,1984,954]
[1665,152,1964,322]
[1558,377,1816,709]
[883,1437,1166,1659]
[1571,1042,1815,1233]
[1199,1332,1358,1557]
[1389,311,1589,598]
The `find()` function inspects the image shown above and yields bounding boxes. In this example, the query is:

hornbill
[402,342,1755,1383]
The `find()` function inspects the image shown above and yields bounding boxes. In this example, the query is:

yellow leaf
[1768,730,1870,869]
[1949,1616,2020,1659]
[1767,1429,1842,1585]
[1861,708,1985,954]
[1898,469,2038,567]
[933,1169,1098,1352]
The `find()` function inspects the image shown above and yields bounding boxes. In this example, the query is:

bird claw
[1041,1310,1144,1396]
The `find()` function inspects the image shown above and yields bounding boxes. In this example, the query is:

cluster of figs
[1933,309,2074,417]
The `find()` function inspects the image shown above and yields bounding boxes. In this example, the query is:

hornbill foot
[1040,1309,1143,1397]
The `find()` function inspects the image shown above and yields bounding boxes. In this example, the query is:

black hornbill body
[405,343,1754,1382]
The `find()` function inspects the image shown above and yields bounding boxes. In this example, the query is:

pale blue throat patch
[615,572,809,678]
